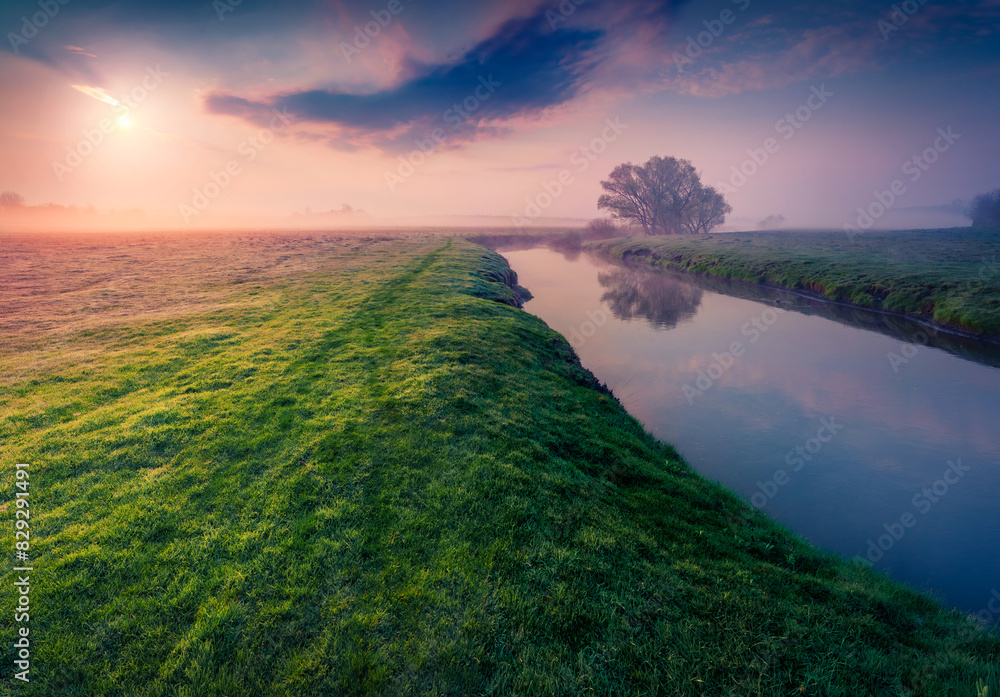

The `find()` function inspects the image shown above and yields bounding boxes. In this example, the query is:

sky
[0,0,998,230]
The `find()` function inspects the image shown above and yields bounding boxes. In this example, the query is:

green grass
[589,228,1000,339]
[1,232,998,695]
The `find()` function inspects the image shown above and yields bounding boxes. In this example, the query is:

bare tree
[966,188,1000,228]
[598,156,731,235]
[585,217,620,237]
[597,163,659,234]
[681,186,732,234]
[0,191,25,208]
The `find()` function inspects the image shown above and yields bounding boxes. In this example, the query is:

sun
[118,115,132,128]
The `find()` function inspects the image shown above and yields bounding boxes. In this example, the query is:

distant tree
[757,214,786,229]
[598,156,731,235]
[585,217,619,237]
[0,191,25,208]
[966,188,1000,228]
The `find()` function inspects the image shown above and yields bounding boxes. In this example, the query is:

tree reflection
[597,268,703,329]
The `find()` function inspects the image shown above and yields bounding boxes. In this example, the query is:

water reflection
[477,234,1000,369]
[598,268,703,329]
[504,246,1000,625]
[606,258,1000,369]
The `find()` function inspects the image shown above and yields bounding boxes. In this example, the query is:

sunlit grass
[1,230,997,695]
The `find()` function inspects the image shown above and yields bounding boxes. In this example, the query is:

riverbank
[589,228,1000,342]
[2,231,997,695]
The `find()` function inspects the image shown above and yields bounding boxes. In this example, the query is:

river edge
[586,232,1000,346]
[588,244,1000,345]
[500,242,1000,622]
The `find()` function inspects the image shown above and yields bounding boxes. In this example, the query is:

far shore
[586,228,1000,344]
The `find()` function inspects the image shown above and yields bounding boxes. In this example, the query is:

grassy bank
[2,231,998,695]
[589,228,1000,340]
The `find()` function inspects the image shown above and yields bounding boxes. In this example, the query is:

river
[502,244,1000,626]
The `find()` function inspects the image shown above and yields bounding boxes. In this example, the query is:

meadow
[589,228,1000,340]
[1,230,998,695]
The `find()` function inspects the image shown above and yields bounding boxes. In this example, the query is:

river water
[503,244,1000,625]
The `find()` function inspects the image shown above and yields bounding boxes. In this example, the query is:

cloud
[664,24,883,97]
[202,1,696,151]
[71,84,123,107]
[65,46,98,58]
[658,0,1000,98]
[204,10,607,151]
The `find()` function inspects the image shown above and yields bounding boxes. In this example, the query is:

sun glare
[118,115,132,128]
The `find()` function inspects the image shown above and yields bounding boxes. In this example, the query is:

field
[2,230,999,695]
[589,228,1000,340]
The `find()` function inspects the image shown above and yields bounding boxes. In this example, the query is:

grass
[1,230,998,695]
[588,228,1000,340]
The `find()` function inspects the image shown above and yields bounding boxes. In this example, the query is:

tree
[585,217,620,236]
[757,214,786,229]
[966,188,1000,228]
[0,191,25,208]
[684,186,732,234]
[597,156,731,235]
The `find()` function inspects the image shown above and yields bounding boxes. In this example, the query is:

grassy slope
[589,229,1000,339]
[2,233,998,696]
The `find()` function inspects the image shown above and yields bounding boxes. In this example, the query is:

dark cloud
[204,10,606,148]
[201,1,698,150]
[2,0,317,29]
